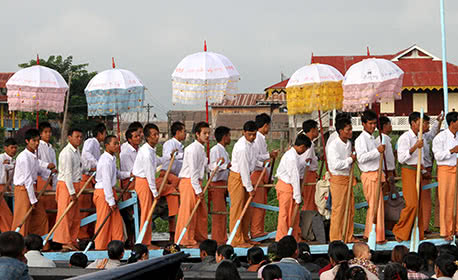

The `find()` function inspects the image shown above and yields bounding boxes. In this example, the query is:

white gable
[391,45,441,61]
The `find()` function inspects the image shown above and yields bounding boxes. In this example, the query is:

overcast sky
[1,0,457,120]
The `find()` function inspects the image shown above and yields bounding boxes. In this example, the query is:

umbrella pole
[36,111,39,128]
[117,113,121,141]
[206,97,209,157]
[318,110,329,175]
[440,0,449,116]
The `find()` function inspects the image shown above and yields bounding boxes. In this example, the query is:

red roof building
[265,45,458,116]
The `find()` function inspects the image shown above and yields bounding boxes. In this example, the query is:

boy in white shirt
[275,134,311,242]
[175,122,219,247]
[300,120,320,211]
[208,126,231,245]
[93,135,130,249]
[327,118,357,242]
[159,122,185,194]
[355,110,386,243]
[120,122,143,153]
[432,111,458,241]
[0,138,17,233]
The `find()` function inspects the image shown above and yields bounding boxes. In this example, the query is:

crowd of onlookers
[0,229,458,280]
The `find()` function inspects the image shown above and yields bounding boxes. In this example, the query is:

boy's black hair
[361,110,377,124]
[92,123,107,138]
[408,112,421,126]
[302,120,318,134]
[199,239,217,257]
[295,134,312,148]
[4,138,17,147]
[193,121,209,135]
[70,252,88,268]
[277,236,297,259]
[447,112,458,126]
[125,128,137,142]
[379,116,391,130]
[435,254,458,277]
[128,121,143,131]
[243,121,257,132]
[25,128,40,142]
[144,123,159,138]
[38,121,52,134]
[215,126,231,143]
[247,246,265,265]
[403,252,423,272]
[171,122,185,137]
[104,135,117,146]
[255,113,271,129]
[107,240,124,260]
[336,118,352,134]
[24,234,43,251]
[0,231,25,259]
[68,127,83,136]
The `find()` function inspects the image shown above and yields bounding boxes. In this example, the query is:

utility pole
[143,104,153,122]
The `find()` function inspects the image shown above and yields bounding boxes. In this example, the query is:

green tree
[18,55,100,135]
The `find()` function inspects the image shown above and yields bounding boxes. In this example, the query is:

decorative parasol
[6,56,69,127]
[342,58,404,112]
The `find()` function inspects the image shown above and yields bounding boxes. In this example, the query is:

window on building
[380,100,395,113]
[413,93,428,112]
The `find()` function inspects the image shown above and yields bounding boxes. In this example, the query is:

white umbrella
[342,58,404,112]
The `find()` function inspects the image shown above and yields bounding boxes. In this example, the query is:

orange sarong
[302,171,318,211]
[249,170,269,238]
[437,165,458,237]
[93,188,124,250]
[53,181,81,245]
[421,167,433,231]
[11,185,48,236]
[228,171,252,246]
[392,167,424,241]
[37,176,57,230]
[0,184,12,233]
[275,179,301,242]
[174,178,208,246]
[78,174,95,239]
[329,175,356,242]
[209,180,228,244]
[361,171,385,242]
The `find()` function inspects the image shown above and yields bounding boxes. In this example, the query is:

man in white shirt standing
[160,122,185,193]
[36,122,58,230]
[209,126,231,245]
[54,128,84,251]
[355,110,386,244]
[175,122,217,247]
[11,129,51,237]
[393,112,426,242]
[327,118,357,243]
[0,138,17,233]
[80,123,106,240]
[275,134,311,242]
[120,122,143,153]
[228,121,263,247]
[24,234,56,267]
[93,135,130,250]
[133,123,178,247]
[433,111,458,241]
[300,120,320,211]
[251,114,277,238]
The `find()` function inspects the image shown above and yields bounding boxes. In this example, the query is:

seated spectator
[392,245,409,264]
[402,252,429,279]
[347,266,368,280]
[190,239,218,271]
[349,242,378,277]
[24,234,56,268]
[315,257,331,270]
[267,242,281,262]
[320,241,377,280]
[262,264,282,280]
[433,254,457,280]
[298,242,320,273]
[127,244,149,264]
[215,260,242,280]
[0,231,30,280]
[418,242,438,276]
[70,253,88,268]
[259,236,311,280]
[87,240,124,269]
[384,263,408,280]
[439,245,458,260]
[216,245,244,270]
[247,246,268,272]
[163,243,181,255]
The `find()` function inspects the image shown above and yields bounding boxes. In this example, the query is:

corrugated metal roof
[215,113,288,130]
[211,93,267,107]
[0,73,14,88]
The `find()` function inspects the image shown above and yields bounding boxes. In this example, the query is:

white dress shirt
[95,152,130,206]
[57,143,83,195]
[253,131,271,171]
[132,143,163,197]
[209,143,230,182]
[24,250,56,268]
[325,131,339,159]
[299,141,319,175]
[397,129,424,166]
[328,137,353,176]
[120,142,130,153]
[276,148,302,204]
[179,140,208,194]
[355,130,381,172]
[120,143,138,173]
[13,149,47,204]
[161,138,184,175]
[433,128,458,167]
[82,137,101,173]
[230,136,261,192]
[423,120,440,168]
[375,133,396,171]
[0,153,15,185]
[37,140,57,189]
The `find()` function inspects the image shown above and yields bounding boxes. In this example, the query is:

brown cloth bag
[384,182,405,223]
